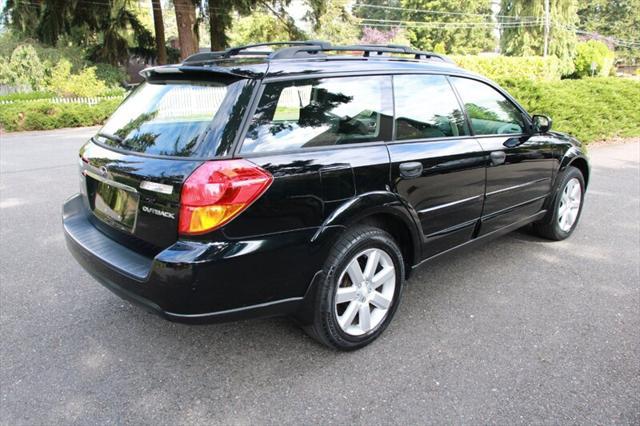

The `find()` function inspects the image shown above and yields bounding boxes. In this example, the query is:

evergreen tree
[174,0,198,59]
[353,0,403,23]
[151,0,167,64]
[401,0,496,54]
[2,0,155,66]
[577,0,640,62]
[207,1,303,51]
[310,0,360,44]
[500,0,578,75]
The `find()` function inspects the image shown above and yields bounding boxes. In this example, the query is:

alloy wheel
[334,248,396,336]
[558,177,582,232]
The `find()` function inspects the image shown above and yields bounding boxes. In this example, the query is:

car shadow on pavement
[88,224,553,357]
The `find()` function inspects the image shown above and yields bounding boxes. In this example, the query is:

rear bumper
[63,194,330,323]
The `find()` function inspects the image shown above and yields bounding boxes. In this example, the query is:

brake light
[178,159,273,235]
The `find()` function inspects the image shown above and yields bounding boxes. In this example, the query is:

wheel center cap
[361,281,372,299]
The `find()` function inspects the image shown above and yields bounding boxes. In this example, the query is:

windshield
[98,81,234,157]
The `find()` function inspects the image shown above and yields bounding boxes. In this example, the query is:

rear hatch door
[78,74,253,250]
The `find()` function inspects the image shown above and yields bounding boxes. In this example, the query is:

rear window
[97,80,241,157]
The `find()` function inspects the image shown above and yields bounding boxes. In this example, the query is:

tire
[533,166,586,241]
[304,225,405,350]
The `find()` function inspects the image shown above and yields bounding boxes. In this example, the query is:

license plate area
[86,173,139,233]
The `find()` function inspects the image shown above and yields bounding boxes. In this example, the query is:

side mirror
[532,114,552,133]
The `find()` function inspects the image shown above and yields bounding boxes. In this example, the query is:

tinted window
[241,76,392,153]
[98,80,243,157]
[393,75,469,140]
[452,77,525,135]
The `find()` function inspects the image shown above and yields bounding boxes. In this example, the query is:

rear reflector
[178,159,273,235]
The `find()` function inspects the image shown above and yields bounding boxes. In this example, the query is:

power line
[353,3,538,21]
[360,17,543,28]
[354,2,639,48]
[570,28,640,47]
[359,22,542,31]
[9,0,640,48]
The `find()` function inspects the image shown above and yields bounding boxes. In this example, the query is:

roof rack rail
[268,43,455,63]
[183,41,331,65]
[182,41,454,65]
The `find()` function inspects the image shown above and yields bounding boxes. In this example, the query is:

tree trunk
[174,0,198,60]
[209,1,229,51]
[151,0,167,64]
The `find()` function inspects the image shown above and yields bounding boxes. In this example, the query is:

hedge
[453,55,562,81]
[498,77,640,143]
[0,88,125,102]
[1,78,639,144]
[0,99,122,132]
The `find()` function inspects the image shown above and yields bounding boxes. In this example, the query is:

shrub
[0,91,56,101]
[498,77,640,143]
[452,55,562,81]
[0,99,121,132]
[0,35,127,94]
[47,59,108,97]
[228,12,291,46]
[0,34,87,71]
[359,27,411,46]
[0,88,125,103]
[94,63,127,87]
[2,77,638,145]
[573,40,615,78]
[0,44,48,90]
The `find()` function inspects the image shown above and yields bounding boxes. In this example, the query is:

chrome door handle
[399,162,423,178]
[490,151,506,166]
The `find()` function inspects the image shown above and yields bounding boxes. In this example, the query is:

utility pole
[543,0,550,57]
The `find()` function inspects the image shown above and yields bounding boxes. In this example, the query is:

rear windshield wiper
[97,132,123,144]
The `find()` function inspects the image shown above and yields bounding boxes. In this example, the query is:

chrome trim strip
[418,194,483,214]
[425,218,478,239]
[164,297,304,319]
[485,177,550,197]
[413,209,547,270]
[84,170,138,193]
[481,194,548,221]
[140,180,173,195]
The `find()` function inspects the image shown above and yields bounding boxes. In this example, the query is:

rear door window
[451,77,526,135]
[240,76,392,153]
[98,80,244,157]
[393,74,469,140]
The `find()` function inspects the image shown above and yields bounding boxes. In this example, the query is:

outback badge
[141,205,175,219]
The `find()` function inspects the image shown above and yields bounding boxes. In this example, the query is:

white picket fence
[0,95,125,106]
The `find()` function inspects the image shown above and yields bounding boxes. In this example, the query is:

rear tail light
[178,159,273,235]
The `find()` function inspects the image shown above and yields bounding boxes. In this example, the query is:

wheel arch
[567,156,590,187]
[314,191,422,277]
[558,147,590,188]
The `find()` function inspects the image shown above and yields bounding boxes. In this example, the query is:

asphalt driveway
[1,128,638,425]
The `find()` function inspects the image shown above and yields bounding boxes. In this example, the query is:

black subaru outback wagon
[63,41,589,350]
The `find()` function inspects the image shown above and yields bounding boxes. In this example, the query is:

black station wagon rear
[63,41,589,350]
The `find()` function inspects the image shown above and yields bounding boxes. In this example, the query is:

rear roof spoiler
[139,65,261,80]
